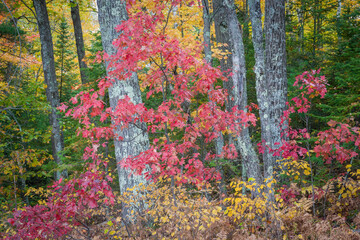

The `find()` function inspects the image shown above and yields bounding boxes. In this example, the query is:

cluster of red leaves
[278,185,299,203]
[277,70,360,165]
[271,70,327,160]
[289,69,327,114]
[314,120,360,164]
[60,0,255,186]
[285,69,327,118]
[7,168,114,239]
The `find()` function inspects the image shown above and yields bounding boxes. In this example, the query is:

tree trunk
[248,0,268,176]
[202,0,212,64]
[201,0,224,156]
[96,0,150,220]
[213,0,261,185]
[248,0,287,195]
[33,0,66,181]
[296,0,305,53]
[201,0,226,197]
[263,0,287,182]
[336,0,341,42]
[70,0,88,84]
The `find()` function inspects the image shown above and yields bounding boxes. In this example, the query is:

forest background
[0,0,360,239]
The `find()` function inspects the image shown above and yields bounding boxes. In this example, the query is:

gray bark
[336,0,341,19]
[336,0,341,42]
[213,0,261,184]
[70,1,88,84]
[33,0,66,180]
[96,0,150,220]
[201,0,226,198]
[248,0,268,166]
[248,0,287,186]
[201,0,224,156]
[213,0,234,111]
[263,0,287,181]
[202,0,212,64]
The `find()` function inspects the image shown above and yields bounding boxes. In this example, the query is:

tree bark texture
[248,0,287,185]
[213,0,261,184]
[248,0,268,174]
[70,1,88,84]
[202,0,212,64]
[201,0,224,156]
[96,0,150,219]
[264,0,287,181]
[33,0,65,181]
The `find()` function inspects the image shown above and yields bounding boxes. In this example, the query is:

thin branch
[20,0,37,19]
[17,14,37,24]
[305,114,316,216]
[162,4,174,34]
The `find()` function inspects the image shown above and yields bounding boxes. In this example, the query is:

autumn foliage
[1,0,360,239]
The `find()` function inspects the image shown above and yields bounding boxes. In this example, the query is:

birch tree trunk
[96,0,150,220]
[70,0,88,84]
[33,0,66,181]
[213,0,261,185]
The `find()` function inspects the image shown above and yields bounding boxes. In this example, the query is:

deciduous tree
[213,0,261,185]
[248,0,287,189]
[96,0,150,220]
[70,0,88,84]
[33,0,66,180]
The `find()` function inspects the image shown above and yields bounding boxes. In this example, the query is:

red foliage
[60,0,255,185]
[278,185,299,203]
[7,167,114,239]
[314,121,359,164]
[8,0,360,237]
